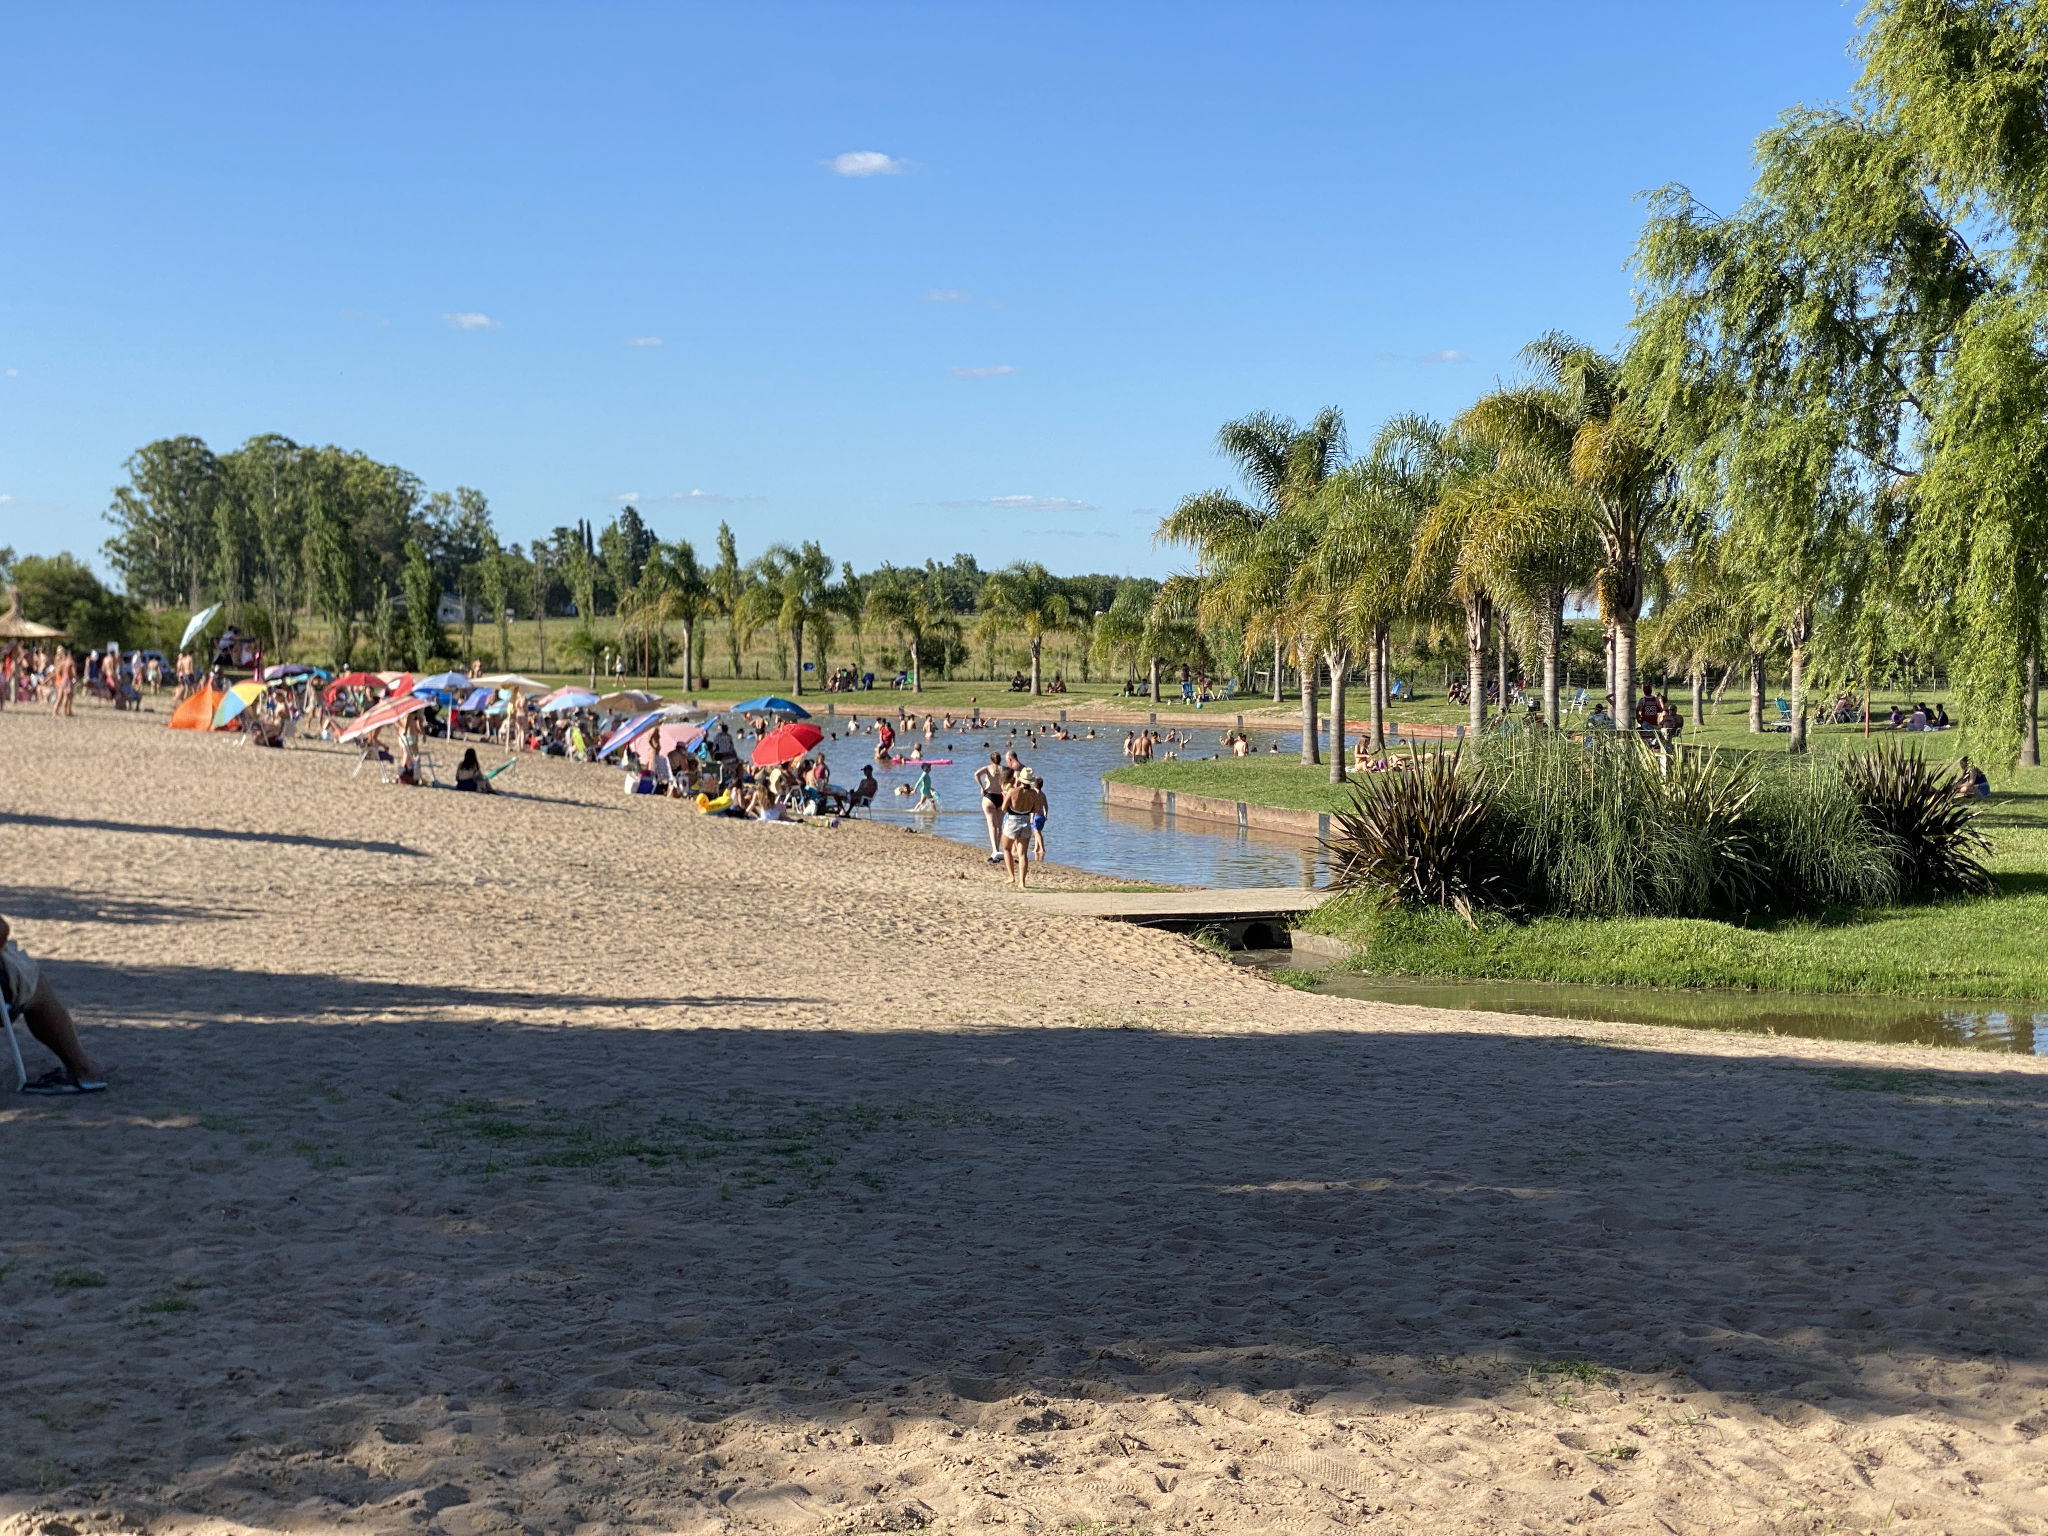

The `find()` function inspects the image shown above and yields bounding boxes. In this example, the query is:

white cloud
[626,336,663,347]
[0,493,12,503]
[1418,349,1470,365]
[4,369,16,377]
[667,489,763,505]
[950,364,1017,379]
[939,494,1095,513]
[923,288,970,303]
[828,150,905,177]
[442,312,503,331]
[614,492,642,504]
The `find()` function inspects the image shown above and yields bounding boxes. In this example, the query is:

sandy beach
[5,706,2048,1536]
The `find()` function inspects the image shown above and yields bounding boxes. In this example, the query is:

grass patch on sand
[1107,757,1358,813]
[1287,766,2048,1000]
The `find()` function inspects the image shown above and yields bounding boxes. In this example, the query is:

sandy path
[3,707,2047,1535]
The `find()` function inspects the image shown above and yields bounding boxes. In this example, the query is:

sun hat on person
[1017,767,1035,782]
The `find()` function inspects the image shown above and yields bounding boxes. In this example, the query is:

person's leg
[20,976,98,1080]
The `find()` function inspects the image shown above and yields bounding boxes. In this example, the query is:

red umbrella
[751,722,824,766]
[337,694,430,743]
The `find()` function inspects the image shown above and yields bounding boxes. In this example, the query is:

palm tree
[1454,385,1603,728]
[867,566,960,692]
[632,539,708,682]
[1145,576,1209,708]
[1157,408,1346,762]
[977,561,1082,695]
[737,541,835,695]
[1510,334,1680,734]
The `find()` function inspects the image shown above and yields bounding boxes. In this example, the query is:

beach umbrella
[538,687,599,714]
[324,669,386,697]
[596,708,666,759]
[475,673,547,691]
[458,686,495,712]
[729,695,810,718]
[633,721,705,767]
[178,604,222,650]
[751,722,824,766]
[260,663,323,682]
[337,694,431,743]
[413,671,474,694]
[209,680,268,729]
[596,689,663,712]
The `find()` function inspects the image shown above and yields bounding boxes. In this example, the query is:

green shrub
[1324,747,1522,922]
[1325,735,1965,924]
[1842,743,1995,897]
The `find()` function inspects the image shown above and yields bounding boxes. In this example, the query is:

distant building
[437,593,469,624]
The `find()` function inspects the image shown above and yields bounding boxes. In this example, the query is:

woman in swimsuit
[974,755,1007,863]
[1000,767,1048,889]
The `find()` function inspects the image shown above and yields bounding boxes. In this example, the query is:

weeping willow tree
[1632,0,2048,765]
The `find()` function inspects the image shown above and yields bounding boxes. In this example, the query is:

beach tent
[337,694,431,743]
[168,685,226,730]
[729,696,810,718]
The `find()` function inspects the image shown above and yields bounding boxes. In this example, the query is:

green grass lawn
[1115,713,2048,1001]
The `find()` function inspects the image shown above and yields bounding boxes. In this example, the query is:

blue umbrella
[729,695,811,718]
[413,671,474,694]
[540,688,600,714]
[458,687,495,711]
[596,709,666,759]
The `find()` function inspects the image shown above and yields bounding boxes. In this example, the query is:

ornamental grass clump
[1840,743,1995,898]
[1322,747,1522,922]
[1325,734,1972,924]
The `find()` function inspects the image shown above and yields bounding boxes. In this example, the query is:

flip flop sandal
[20,1069,108,1096]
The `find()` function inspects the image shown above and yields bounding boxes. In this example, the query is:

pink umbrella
[337,694,431,743]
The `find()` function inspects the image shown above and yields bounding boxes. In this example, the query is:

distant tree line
[27,432,1153,691]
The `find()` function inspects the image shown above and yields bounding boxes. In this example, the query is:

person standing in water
[974,754,1006,862]
[910,762,938,812]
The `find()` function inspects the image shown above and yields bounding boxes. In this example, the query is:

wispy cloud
[1418,349,1469,364]
[1045,529,1116,539]
[0,494,12,504]
[626,336,663,347]
[1128,506,1158,517]
[939,494,1095,513]
[613,492,642,504]
[827,150,905,177]
[3,369,15,378]
[667,489,764,505]
[442,312,502,331]
[950,364,1017,379]
[923,288,970,303]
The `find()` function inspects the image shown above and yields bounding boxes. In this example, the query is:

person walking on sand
[1001,767,1048,889]
[975,754,1006,862]
[910,762,938,812]
[1028,772,1050,861]
[51,649,76,717]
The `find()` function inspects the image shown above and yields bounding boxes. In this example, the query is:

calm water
[1234,952,2048,1055]
[783,707,1334,888]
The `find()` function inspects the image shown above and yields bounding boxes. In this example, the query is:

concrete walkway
[1016,886,1326,922]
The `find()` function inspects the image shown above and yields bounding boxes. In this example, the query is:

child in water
[910,763,939,811]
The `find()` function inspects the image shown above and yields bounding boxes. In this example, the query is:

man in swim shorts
[1,916,106,1094]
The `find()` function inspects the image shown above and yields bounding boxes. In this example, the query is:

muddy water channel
[1234,951,2048,1055]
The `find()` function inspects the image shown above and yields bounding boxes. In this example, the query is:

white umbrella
[476,673,547,690]
[179,604,222,650]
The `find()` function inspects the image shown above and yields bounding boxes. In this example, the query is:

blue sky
[1,2,1863,581]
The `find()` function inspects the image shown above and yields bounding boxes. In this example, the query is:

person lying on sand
[1,916,106,1095]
